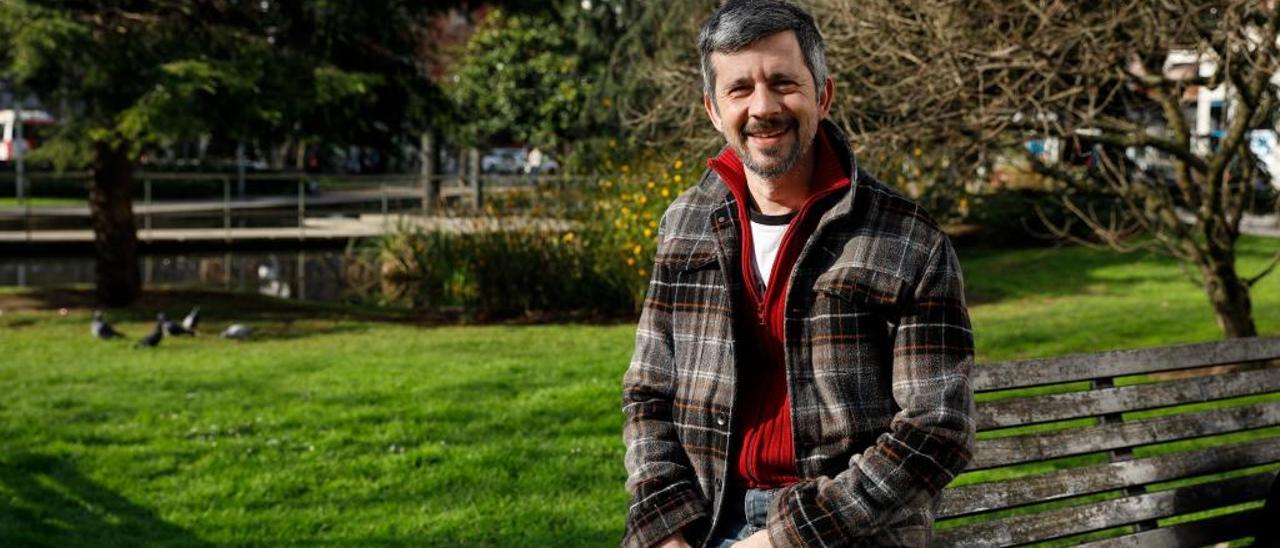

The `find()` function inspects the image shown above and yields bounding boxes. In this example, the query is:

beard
[732,114,811,179]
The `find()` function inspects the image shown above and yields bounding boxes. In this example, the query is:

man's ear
[818,76,835,118]
[703,94,723,133]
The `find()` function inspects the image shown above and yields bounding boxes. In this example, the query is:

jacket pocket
[812,266,904,318]
[805,266,906,446]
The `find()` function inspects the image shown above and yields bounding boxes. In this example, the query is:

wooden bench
[935,336,1280,546]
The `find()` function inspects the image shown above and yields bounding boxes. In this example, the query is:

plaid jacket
[621,121,976,548]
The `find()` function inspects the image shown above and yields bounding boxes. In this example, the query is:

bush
[349,218,634,318]
[581,154,702,307]
[346,150,703,318]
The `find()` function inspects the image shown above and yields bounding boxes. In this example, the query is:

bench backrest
[936,336,1280,546]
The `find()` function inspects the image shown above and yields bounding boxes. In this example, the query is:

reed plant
[350,152,704,318]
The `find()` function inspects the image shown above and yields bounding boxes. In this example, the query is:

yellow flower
[647,180,655,189]
[562,232,576,243]
[621,206,631,216]
[626,257,636,266]
[637,194,648,205]
[614,219,624,229]
[608,138,617,149]
[913,147,923,157]
[621,164,631,173]
[638,269,648,278]
[660,188,670,198]
[673,159,684,169]
[603,97,613,109]
[643,228,652,238]
[673,174,683,183]
[633,244,643,255]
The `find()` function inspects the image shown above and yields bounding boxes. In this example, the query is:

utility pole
[236,140,247,199]
[469,147,482,211]
[421,131,439,213]
[14,99,24,203]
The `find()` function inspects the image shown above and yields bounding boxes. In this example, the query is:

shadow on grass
[957,245,1172,305]
[0,453,212,547]
[0,287,638,329]
[957,237,1280,306]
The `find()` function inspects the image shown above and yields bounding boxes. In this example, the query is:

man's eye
[774,82,798,92]
[727,86,751,97]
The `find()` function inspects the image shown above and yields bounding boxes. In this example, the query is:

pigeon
[163,316,193,336]
[135,313,166,349]
[91,310,125,340]
[181,306,200,333]
[221,324,254,340]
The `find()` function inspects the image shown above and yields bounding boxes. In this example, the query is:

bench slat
[1074,508,1263,547]
[972,336,1280,391]
[934,471,1275,547]
[940,436,1280,517]
[969,401,1280,470]
[975,367,1280,430]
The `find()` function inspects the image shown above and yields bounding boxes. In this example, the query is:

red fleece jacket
[707,128,851,488]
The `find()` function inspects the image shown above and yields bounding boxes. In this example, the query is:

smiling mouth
[749,127,789,139]
[745,122,795,143]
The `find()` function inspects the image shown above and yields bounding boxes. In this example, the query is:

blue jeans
[704,486,784,548]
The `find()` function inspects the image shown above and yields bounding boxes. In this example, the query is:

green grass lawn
[0,237,1278,546]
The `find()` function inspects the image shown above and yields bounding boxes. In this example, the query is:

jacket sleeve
[765,232,976,547]
[621,218,712,548]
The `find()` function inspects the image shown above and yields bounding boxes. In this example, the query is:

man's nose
[748,84,783,117]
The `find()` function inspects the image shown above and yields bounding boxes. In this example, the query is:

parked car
[481,147,525,174]
[481,147,559,175]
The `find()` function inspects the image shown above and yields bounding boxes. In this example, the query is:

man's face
[704,31,834,180]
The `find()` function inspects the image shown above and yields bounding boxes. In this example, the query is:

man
[621,1,976,547]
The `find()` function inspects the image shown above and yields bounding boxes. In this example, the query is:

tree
[823,1,1280,338]
[444,1,628,165]
[0,1,443,306]
[610,0,1280,338]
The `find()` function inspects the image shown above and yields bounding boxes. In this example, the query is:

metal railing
[0,170,593,244]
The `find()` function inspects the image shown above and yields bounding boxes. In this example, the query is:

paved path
[0,187,460,219]
[1175,210,1280,238]
[0,214,574,246]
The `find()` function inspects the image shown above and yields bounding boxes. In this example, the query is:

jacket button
[716,215,728,224]
[715,414,727,426]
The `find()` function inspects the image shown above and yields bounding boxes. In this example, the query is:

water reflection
[0,250,356,303]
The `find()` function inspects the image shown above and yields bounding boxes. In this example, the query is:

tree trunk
[1202,252,1257,339]
[89,140,142,306]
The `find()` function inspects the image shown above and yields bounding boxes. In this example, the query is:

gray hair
[698,0,829,102]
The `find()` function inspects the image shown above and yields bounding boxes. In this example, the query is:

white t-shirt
[749,209,797,289]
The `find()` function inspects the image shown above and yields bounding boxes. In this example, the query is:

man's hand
[655,530,692,548]
[731,530,773,548]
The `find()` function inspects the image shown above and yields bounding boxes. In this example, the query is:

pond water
[0,249,364,304]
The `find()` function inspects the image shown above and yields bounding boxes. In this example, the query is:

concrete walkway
[1175,209,1280,238]
[0,187,446,219]
[0,213,575,247]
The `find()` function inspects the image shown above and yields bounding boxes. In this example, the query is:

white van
[0,109,56,162]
